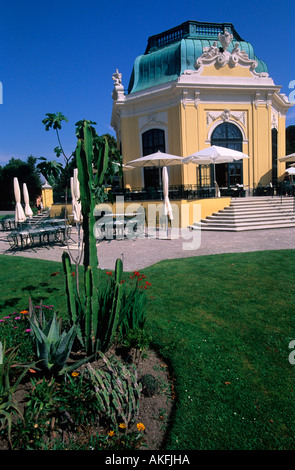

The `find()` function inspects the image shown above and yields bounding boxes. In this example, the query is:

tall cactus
[77,121,108,350]
[75,121,108,289]
[62,120,125,355]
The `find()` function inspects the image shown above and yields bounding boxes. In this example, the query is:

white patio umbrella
[278,153,295,163]
[72,168,82,223]
[162,166,173,221]
[285,167,295,175]
[23,183,33,218]
[182,155,212,165]
[184,145,249,187]
[70,176,76,216]
[114,162,135,171]
[126,151,183,187]
[14,177,26,223]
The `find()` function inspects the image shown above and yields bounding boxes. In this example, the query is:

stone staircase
[28,209,51,224]
[189,196,295,231]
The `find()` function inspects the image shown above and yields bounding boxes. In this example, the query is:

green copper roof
[127,20,268,94]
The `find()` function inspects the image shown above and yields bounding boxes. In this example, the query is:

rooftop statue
[112,69,122,86]
[111,69,125,101]
[202,41,219,58]
[218,28,233,51]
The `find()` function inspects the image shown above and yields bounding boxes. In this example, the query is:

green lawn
[1,250,295,450]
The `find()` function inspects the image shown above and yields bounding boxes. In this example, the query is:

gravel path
[1,226,295,271]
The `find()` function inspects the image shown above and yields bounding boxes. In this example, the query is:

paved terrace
[0,226,294,272]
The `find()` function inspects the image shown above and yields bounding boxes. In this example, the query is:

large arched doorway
[142,129,165,188]
[211,122,243,187]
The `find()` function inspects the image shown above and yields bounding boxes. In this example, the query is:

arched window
[142,129,166,188]
[211,122,243,151]
[210,122,243,187]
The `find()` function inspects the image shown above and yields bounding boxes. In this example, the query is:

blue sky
[0,0,294,167]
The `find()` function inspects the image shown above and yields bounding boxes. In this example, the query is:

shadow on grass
[21,284,39,292]
[0,297,22,310]
[21,282,59,294]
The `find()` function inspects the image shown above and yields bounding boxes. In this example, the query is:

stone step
[230,196,292,201]
[29,211,51,224]
[228,202,295,209]
[231,196,292,200]
[216,210,295,218]
[205,214,295,223]
[216,211,295,219]
[189,196,295,231]
[188,222,295,232]
[228,202,295,208]
[230,200,294,206]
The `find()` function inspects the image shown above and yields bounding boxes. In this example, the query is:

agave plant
[29,307,89,377]
[0,341,28,447]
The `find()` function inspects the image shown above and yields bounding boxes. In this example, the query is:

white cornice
[111,74,293,125]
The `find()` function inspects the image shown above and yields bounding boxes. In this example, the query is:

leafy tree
[37,113,74,201]
[38,113,122,203]
[0,156,41,206]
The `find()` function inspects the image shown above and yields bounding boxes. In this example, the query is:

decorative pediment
[193,31,268,77]
[206,109,246,127]
[138,111,168,132]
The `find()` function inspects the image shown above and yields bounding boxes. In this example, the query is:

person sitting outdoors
[283,172,292,196]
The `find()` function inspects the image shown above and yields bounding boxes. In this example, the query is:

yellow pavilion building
[111,20,293,196]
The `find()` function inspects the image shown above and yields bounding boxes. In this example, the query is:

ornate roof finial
[111,69,125,102]
[112,69,122,85]
[218,28,233,51]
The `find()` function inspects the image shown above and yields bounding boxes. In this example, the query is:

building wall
[113,59,292,191]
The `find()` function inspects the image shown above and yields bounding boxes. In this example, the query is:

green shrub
[140,374,161,397]
[0,341,29,447]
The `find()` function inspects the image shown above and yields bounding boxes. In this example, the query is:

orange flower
[108,430,115,437]
[20,310,29,314]
[119,423,127,429]
[136,423,145,431]
[71,371,79,377]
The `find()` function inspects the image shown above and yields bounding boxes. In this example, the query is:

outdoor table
[95,212,142,239]
[6,222,71,249]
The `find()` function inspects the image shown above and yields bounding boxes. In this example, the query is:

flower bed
[0,275,174,451]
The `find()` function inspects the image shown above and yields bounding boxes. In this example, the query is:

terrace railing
[145,20,243,53]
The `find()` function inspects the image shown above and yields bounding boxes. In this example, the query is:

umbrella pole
[159,163,162,198]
